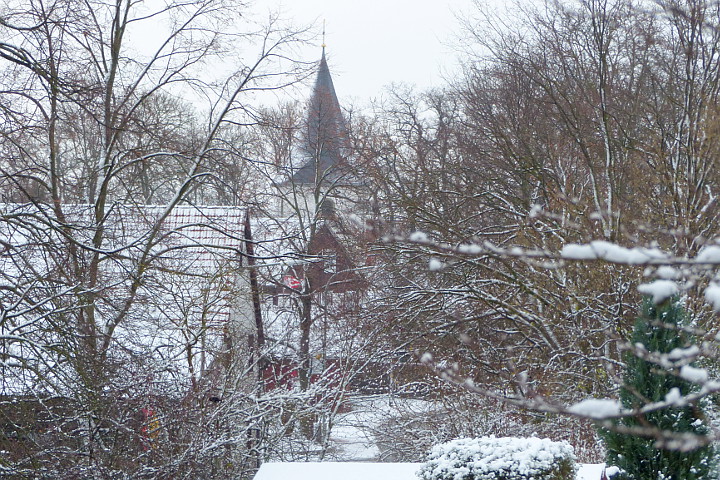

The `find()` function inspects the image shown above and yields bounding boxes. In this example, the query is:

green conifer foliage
[600,298,715,480]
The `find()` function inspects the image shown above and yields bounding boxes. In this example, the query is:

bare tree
[0,0,313,476]
[363,0,720,458]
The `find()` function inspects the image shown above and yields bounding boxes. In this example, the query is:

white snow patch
[664,387,682,405]
[561,244,597,260]
[561,241,668,264]
[605,465,621,477]
[457,243,482,254]
[696,245,720,263]
[590,240,630,263]
[589,241,664,264]
[327,396,438,462]
[329,424,379,460]
[348,214,371,230]
[409,231,429,243]
[254,462,420,480]
[589,241,626,262]
[680,365,709,384]
[656,266,681,280]
[567,398,621,419]
[703,380,720,392]
[577,464,607,480]
[705,283,720,312]
[667,345,699,361]
[637,280,679,304]
[428,258,445,271]
[529,204,543,218]
[255,462,604,480]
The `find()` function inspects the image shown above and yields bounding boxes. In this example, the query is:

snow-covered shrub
[417,436,577,480]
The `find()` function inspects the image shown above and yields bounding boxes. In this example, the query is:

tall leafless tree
[0,0,313,476]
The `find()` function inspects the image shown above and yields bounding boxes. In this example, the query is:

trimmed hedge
[417,436,577,480]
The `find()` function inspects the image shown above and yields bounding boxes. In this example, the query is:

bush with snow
[417,436,577,480]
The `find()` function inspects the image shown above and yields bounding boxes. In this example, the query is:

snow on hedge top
[417,436,576,480]
[254,462,421,480]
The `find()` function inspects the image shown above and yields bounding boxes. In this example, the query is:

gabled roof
[0,203,252,395]
[291,48,349,185]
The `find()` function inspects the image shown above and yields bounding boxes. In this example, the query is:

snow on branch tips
[679,365,709,384]
[567,399,622,420]
[560,241,668,264]
[637,280,679,305]
[704,282,720,311]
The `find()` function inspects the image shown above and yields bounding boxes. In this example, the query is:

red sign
[140,407,161,450]
[283,275,302,289]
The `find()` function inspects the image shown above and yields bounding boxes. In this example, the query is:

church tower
[279,47,354,218]
[292,47,348,186]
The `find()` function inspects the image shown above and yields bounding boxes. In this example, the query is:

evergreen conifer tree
[600,297,715,480]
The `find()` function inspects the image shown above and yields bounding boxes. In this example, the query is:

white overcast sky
[251,0,482,104]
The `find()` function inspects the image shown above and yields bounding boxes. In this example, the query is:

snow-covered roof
[0,203,259,394]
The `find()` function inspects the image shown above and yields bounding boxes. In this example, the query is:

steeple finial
[322,19,326,49]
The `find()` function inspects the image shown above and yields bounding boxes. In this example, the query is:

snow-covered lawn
[254,462,606,480]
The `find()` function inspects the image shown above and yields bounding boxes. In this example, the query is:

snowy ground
[326,421,379,460]
[325,394,443,460]
[326,395,416,460]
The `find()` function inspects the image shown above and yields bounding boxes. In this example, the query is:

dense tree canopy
[357,0,720,457]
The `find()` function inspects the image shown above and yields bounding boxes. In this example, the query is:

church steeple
[290,47,348,185]
[315,48,339,111]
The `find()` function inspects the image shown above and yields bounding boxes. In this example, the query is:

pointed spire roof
[290,48,348,185]
[315,47,340,112]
